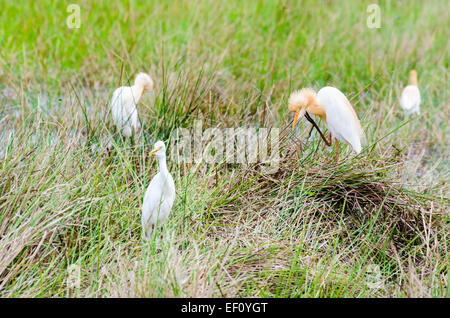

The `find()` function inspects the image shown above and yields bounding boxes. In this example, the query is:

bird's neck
[409,73,418,86]
[306,95,327,122]
[131,84,145,104]
[158,156,169,179]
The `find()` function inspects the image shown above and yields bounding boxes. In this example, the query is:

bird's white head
[150,140,166,159]
[135,73,154,92]
[288,88,316,130]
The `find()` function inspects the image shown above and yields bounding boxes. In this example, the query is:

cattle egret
[141,141,175,239]
[400,70,421,117]
[289,87,363,160]
[111,73,154,138]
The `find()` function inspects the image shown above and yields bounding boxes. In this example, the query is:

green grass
[0,0,448,297]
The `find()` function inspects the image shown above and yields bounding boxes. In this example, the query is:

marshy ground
[0,0,448,297]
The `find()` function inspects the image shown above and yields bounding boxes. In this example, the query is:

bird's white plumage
[111,73,153,137]
[141,141,175,239]
[316,86,363,154]
[111,86,141,137]
[400,85,421,117]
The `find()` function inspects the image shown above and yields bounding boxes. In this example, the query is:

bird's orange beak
[291,109,305,130]
[292,112,300,130]
[150,146,162,156]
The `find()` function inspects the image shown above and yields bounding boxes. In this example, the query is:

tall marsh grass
[0,0,448,297]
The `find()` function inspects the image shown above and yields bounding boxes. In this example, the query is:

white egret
[141,141,175,239]
[400,70,421,117]
[289,87,363,160]
[111,73,154,138]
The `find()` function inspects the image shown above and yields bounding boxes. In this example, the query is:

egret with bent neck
[111,72,154,138]
[289,87,363,161]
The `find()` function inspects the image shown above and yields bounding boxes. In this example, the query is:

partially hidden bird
[400,70,421,118]
[141,141,175,240]
[289,86,363,160]
[111,73,154,138]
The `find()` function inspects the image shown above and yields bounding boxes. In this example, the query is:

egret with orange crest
[111,73,154,138]
[400,70,421,118]
[289,87,363,160]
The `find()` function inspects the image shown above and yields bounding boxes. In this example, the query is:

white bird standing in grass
[111,73,154,138]
[141,141,175,240]
[289,87,363,160]
[400,70,421,118]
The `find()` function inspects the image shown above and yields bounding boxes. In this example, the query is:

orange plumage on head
[409,70,418,86]
[288,88,317,112]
